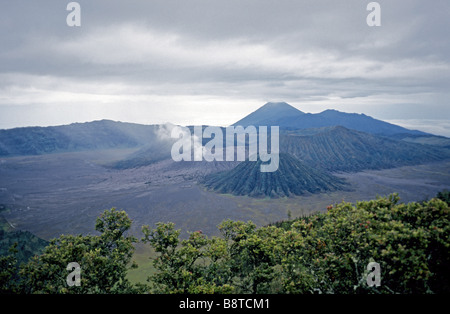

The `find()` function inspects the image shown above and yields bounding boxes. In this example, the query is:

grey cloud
[0,0,449,135]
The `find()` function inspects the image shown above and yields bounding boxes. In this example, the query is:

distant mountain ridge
[0,103,447,173]
[0,120,159,157]
[234,102,429,136]
[0,103,449,199]
[280,125,448,172]
[200,124,449,198]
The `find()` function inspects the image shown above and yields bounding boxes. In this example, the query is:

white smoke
[155,122,177,141]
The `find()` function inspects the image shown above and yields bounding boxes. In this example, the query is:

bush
[15,208,140,294]
[2,194,449,294]
[141,194,450,294]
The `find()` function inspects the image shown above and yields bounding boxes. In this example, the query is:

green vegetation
[0,229,48,266]
[140,194,449,294]
[1,193,449,294]
[437,190,450,205]
[0,209,48,269]
[1,208,143,293]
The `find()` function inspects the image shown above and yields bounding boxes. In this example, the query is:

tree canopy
[1,193,449,294]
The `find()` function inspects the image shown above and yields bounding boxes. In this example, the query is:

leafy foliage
[0,214,48,294]
[142,194,450,294]
[0,228,48,266]
[437,190,450,205]
[2,208,142,294]
[1,193,449,294]
[0,243,21,293]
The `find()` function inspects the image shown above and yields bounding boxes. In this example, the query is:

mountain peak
[233,102,304,126]
[263,101,298,108]
[233,102,430,136]
[261,102,304,113]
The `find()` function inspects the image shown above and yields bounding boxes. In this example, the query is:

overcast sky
[1,0,449,136]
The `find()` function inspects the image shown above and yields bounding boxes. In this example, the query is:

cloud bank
[0,0,449,136]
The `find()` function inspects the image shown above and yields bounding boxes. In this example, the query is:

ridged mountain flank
[201,153,347,198]
[280,126,448,172]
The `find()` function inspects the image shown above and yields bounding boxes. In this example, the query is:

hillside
[0,120,159,157]
[0,208,48,265]
[280,126,449,172]
[390,133,450,149]
[0,103,448,176]
[201,153,347,198]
